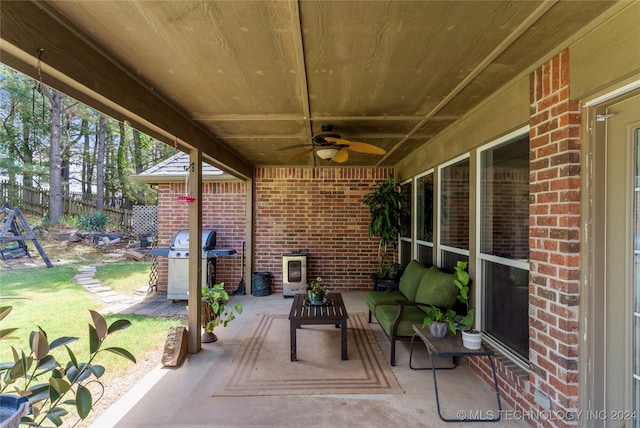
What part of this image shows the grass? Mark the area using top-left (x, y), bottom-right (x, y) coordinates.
top-left (0, 261), bottom-right (186, 380)
top-left (95, 260), bottom-right (153, 294)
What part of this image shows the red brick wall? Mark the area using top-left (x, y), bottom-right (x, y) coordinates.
top-left (480, 168), bottom-right (530, 258)
top-left (155, 181), bottom-right (246, 293)
top-left (440, 162), bottom-right (470, 249)
top-left (254, 167), bottom-right (395, 293)
top-left (468, 50), bottom-right (581, 427)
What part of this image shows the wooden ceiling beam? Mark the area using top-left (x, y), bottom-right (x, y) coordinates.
top-left (0, 0), bottom-right (252, 179)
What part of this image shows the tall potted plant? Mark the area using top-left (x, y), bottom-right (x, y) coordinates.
top-left (363, 175), bottom-right (403, 288)
top-left (201, 282), bottom-right (243, 343)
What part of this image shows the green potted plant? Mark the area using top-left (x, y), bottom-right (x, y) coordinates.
top-left (363, 175), bottom-right (402, 289)
top-left (201, 282), bottom-right (243, 343)
top-left (306, 276), bottom-right (328, 304)
top-left (422, 261), bottom-right (476, 343)
top-left (0, 305), bottom-right (136, 426)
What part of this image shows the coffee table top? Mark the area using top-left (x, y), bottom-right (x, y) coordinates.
top-left (289, 292), bottom-right (348, 321)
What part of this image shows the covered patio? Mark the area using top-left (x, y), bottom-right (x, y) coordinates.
top-left (2, 1), bottom-right (640, 426)
top-left (93, 291), bottom-right (527, 427)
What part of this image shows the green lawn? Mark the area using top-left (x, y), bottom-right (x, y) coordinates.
top-left (0, 262), bottom-right (185, 377)
top-left (94, 260), bottom-right (154, 294)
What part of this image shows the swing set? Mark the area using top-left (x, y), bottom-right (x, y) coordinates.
top-left (0, 202), bottom-right (52, 268)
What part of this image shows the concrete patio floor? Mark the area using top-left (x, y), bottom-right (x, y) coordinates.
top-left (92, 291), bottom-right (528, 428)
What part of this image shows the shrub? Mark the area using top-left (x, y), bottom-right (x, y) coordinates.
top-left (76, 210), bottom-right (110, 233)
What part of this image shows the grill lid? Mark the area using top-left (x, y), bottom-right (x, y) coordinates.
top-left (170, 229), bottom-right (216, 251)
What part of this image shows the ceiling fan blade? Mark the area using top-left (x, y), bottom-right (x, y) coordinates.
top-left (324, 137), bottom-right (386, 155)
top-left (332, 148), bottom-right (349, 163)
top-left (286, 149), bottom-right (312, 163)
top-left (323, 137), bottom-right (351, 146)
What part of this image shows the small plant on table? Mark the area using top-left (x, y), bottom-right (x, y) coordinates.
top-left (307, 277), bottom-right (328, 302)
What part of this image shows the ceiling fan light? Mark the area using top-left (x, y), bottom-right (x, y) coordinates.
top-left (316, 148), bottom-right (339, 160)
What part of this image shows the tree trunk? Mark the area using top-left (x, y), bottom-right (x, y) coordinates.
top-left (81, 119), bottom-right (93, 200)
top-left (48, 89), bottom-right (64, 224)
top-left (21, 124), bottom-right (34, 187)
top-left (132, 129), bottom-right (146, 202)
top-left (116, 122), bottom-right (127, 197)
top-left (96, 114), bottom-right (106, 211)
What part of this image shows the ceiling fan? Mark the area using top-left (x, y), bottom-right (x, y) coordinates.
top-left (279, 125), bottom-right (386, 163)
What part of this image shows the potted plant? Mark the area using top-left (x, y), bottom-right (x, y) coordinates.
top-left (363, 175), bottom-right (402, 289)
top-left (0, 305), bottom-right (135, 426)
top-left (307, 276), bottom-right (328, 304)
top-left (422, 261), bottom-right (478, 347)
top-left (201, 282), bottom-right (243, 343)
top-left (423, 307), bottom-right (458, 338)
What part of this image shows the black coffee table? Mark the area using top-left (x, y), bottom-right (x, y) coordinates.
top-left (288, 292), bottom-right (349, 361)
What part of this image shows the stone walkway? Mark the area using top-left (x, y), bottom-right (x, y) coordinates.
top-left (73, 257), bottom-right (187, 318)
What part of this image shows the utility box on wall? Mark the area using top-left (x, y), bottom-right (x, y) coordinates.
top-left (282, 253), bottom-right (307, 297)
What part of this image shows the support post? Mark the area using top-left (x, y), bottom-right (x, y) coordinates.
top-left (187, 149), bottom-right (203, 354)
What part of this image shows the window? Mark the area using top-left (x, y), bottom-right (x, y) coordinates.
top-left (479, 131), bottom-right (529, 362)
top-left (400, 179), bottom-right (412, 268)
top-left (439, 156), bottom-right (470, 272)
top-left (416, 171), bottom-right (434, 266)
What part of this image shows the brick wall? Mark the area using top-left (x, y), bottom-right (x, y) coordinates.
top-left (467, 49), bottom-right (581, 427)
top-left (254, 167), bottom-right (395, 293)
top-left (440, 161), bottom-right (470, 250)
top-left (155, 181), bottom-right (246, 293)
top-left (480, 168), bottom-right (529, 258)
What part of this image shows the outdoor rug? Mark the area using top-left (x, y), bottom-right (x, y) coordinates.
top-left (213, 312), bottom-right (404, 396)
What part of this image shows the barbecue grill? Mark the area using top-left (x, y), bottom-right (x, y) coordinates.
top-left (150, 229), bottom-right (236, 300)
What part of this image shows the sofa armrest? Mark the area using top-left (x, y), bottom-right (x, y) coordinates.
top-left (391, 301), bottom-right (429, 329)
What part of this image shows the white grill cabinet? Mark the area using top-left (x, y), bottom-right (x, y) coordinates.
top-left (151, 229), bottom-right (236, 300)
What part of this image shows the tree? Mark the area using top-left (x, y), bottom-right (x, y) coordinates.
top-left (47, 88), bottom-right (64, 224)
top-left (0, 64), bottom-right (178, 215)
top-left (96, 114), bottom-right (106, 211)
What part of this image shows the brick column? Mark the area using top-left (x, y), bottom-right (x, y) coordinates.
top-left (529, 49), bottom-right (581, 425)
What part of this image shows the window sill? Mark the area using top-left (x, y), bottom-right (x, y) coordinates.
top-left (481, 340), bottom-right (530, 390)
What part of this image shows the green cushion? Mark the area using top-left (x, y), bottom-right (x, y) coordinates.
top-left (398, 260), bottom-right (432, 301)
top-left (374, 304), bottom-right (426, 338)
top-left (365, 290), bottom-right (408, 314)
top-left (415, 267), bottom-right (460, 314)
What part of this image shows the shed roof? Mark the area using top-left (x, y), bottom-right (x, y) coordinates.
top-left (132, 152), bottom-right (239, 184)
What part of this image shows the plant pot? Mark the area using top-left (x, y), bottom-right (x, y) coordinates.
top-left (201, 304), bottom-right (218, 342)
top-left (201, 331), bottom-right (218, 343)
top-left (462, 330), bottom-right (482, 350)
top-left (309, 292), bottom-right (325, 303)
top-left (429, 321), bottom-right (448, 339)
top-left (0, 394), bottom-right (32, 428)
top-left (373, 276), bottom-right (400, 291)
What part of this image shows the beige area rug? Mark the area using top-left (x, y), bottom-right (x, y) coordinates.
top-left (213, 312), bottom-right (403, 396)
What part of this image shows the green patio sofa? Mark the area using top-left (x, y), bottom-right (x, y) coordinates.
top-left (365, 260), bottom-right (460, 366)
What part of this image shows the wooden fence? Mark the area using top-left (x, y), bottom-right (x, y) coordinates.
top-left (0, 180), bottom-right (134, 229)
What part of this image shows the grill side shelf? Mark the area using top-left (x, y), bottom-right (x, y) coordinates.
top-left (150, 248), bottom-right (170, 257)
